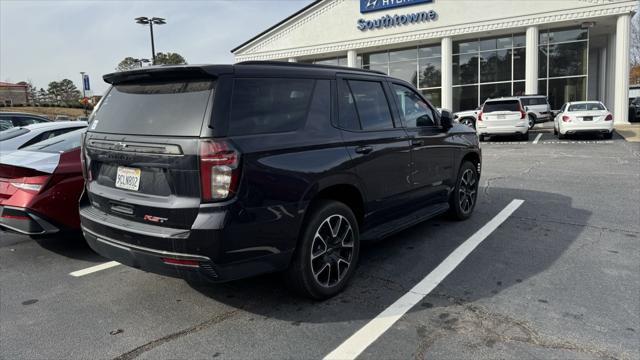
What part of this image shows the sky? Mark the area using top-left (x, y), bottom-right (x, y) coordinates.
top-left (0, 0), bottom-right (314, 95)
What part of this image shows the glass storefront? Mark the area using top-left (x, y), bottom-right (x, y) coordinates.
top-left (451, 33), bottom-right (526, 112)
top-left (538, 27), bottom-right (589, 109)
top-left (304, 26), bottom-right (587, 112)
top-left (362, 44), bottom-right (442, 107)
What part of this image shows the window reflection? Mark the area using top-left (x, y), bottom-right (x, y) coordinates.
top-left (419, 58), bottom-right (441, 88)
top-left (453, 53), bottom-right (478, 85)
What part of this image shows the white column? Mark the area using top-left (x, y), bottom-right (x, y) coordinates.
top-left (614, 13), bottom-right (630, 124)
top-left (347, 50), bottom-right (358, 68)
top-left (605, 33), bottom-right (616, 111)
top-left (598, 47), bottom-right (607, 102)
top-left (287, 57), bottom-right (297, 63)
top-left (441, 37), bottom-right (452, 111)
top-left (525, 26), bottom-right (539, 95)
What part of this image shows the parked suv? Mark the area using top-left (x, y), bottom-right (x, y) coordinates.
top-left (79, 63), bottom-right (481, 299)
top-left (518, 95), bottom-right (552, 129)
top-left (477, 97), bottom-right (529, 141)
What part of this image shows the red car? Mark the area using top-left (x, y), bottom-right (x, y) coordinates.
top-left (0, 128), bottom-right (84, 236)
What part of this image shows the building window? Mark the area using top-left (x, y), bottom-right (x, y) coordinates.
top-left (452, 33), bottom-right (526, 112)
top-left (362, 44), bottom-right (442, 107)
top-left (538, 27), bottom-right (589, 109)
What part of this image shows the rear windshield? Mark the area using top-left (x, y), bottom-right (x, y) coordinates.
top-left (568, 103), bottom-right (605, 111)
top-left (520, 97), bottom-right (547, 106)
top-left (0, 127), bottom-right (29, 141)
top-left (22, 128), bottom-right (85, 153)
top-left (229, 78), bottom-right (315, 136)
top-left (483, 100), bottom-right (520, 113)
top-left (90, 80), bottom-right (214, 136)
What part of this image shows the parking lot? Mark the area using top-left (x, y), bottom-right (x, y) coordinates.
top-left (1, 126), bottom-right (639, 360)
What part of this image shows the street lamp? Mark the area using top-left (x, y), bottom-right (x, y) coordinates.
top-left (135, 16), bottom-right (166, 65)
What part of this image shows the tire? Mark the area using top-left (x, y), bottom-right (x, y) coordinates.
top-left (460, 117), bottom-right (475, 129)
top-left (554, 127), bottom-right (558, 135)
top-left (286, 200), bottom-right (360, 300)
top-left (603, 131), bottom-right (613, 140)
top-left (448, 161), bottom-right (479, 221)
top-left (520, 132), bottom-right (530, 141)
top-left (558, 132), bottom-right (566, 140)
top-left (479, 135), bottom-right (486, 142)
top-left (528, 115), bottom-right (535, 130)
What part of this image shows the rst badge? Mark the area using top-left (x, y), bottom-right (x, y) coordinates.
top-left (360, 0), bottom-right (433, 13)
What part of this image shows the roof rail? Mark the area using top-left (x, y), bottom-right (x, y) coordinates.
top-left (236, 61), bottom-right (387, 76)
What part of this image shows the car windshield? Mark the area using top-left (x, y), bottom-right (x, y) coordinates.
top-left (90, 80), bottom-right (214, 136)
top-left (568, 103), bottom-right (605, 111)
top-left (22, 128), bottom-right (85, 153)
top-left (0, 127), bottom-right (29, 141)
top-left (483, 100), bottom-right (520, 112)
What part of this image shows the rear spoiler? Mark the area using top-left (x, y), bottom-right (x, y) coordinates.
top-left (103, 65), bottom-right (233, 85)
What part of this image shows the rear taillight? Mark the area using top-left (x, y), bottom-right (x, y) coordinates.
top-left (605, 114), bottom-right (613, 121)
top-left (161, 257), bottom-right (200, 267)
top-left (519, 106), bottom-right (526, 120)
top-left (477, 112), bottom-right (483, 121)
top-left (10, 175), bottom-right (50, 193)
top-left (199, 140), bottom-right (240, 202)
top-left (562, 115), bottom-right (571, 122)
top-left (80, 135), bottom-right (92, 182)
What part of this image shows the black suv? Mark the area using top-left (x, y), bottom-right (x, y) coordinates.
top-left (79, 62), bottom-right (481, 299)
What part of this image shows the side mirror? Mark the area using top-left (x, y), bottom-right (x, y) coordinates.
top-left (440, 109), bottom-right (453, 130)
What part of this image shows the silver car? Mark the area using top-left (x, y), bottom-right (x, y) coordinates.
top-left (0, 121), bottom-right (87, 152)
top-left (519, 95), bottom-right (552, 129)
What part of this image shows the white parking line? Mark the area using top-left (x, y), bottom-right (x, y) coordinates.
top-left (70, 261), bottom-right (121, 277)
top-left (532, 133), bottom-right (543, 144)
top-left (323, 199), bottom-right (525, 360)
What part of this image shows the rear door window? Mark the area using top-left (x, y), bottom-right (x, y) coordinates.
top-left (229, 78), bottom-right (315, 135)
top-left (483, 100), bottom-right (520, 112)
top-left (91, 80), bottom-right (214, 136)
top-left (347, 80), bottom-right (394, 130)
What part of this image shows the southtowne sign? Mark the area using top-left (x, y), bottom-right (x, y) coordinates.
top-left (357, 0), bottom-right (438, 31)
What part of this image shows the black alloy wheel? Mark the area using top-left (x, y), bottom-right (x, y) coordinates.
top-left (286, 200), bottom-right (360, 299)
top-left (449, 161), bottom-right (479, 220)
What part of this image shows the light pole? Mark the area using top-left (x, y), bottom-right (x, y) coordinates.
top-left (135, 17), bottom-right (166, 65)
top-left (80, 71), bottom-right (87, 116)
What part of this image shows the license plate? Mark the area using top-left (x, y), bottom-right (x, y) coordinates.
top-left (583, 116), bottom-right (592, 121)
top-left (115, 166), bottom-right (141, 191)
top-left (497, 115), bottom-right (505, 120)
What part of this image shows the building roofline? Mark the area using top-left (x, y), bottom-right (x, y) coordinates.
top-left (230, 0), bottom-right (322, 54)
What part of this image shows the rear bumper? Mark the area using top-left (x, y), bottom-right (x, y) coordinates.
top-left (79, 203), bottom-right (295, 283)
top-left (560, 123), bottom-right (613, 135)
top-left (0, 206), bottom-right (59, 235)
top-left (477, 123), bottom-right (528, 135)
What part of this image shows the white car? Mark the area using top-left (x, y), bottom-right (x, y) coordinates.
top-left (476, 97), bottom-right (529, 141)
top-left (554, 101), bottom-right (613, 139)
top-left (453, 108), bottom-right (479, 129)
top-left (0, 121), bottom-right (87, 152)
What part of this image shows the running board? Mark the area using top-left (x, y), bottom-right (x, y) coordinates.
top-left (360, 202), bottom-right (450, 241)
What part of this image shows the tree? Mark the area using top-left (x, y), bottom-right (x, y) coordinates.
top-left (37, 88), bottom-right (48, 104)
top-left (47, 79), bottom-right (81, 104)
top-left (116, 57), bottom-right (142, 72)
top-left (154, 52), bottom-right (187, 65)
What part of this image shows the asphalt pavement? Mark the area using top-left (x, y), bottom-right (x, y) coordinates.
top-left (1, 127), bottom-right (639, 360)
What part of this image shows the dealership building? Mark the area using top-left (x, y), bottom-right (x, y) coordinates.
top-left (232, 0), bottom-right (637, 122)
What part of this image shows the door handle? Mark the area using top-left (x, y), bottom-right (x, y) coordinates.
top-left (411, 139), bottom-right (424, 147)
top-left (355, 145), bottom-right (373, 155)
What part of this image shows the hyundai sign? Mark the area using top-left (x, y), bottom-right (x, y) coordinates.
top-left (360, 0), bottom-right (433, 14)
